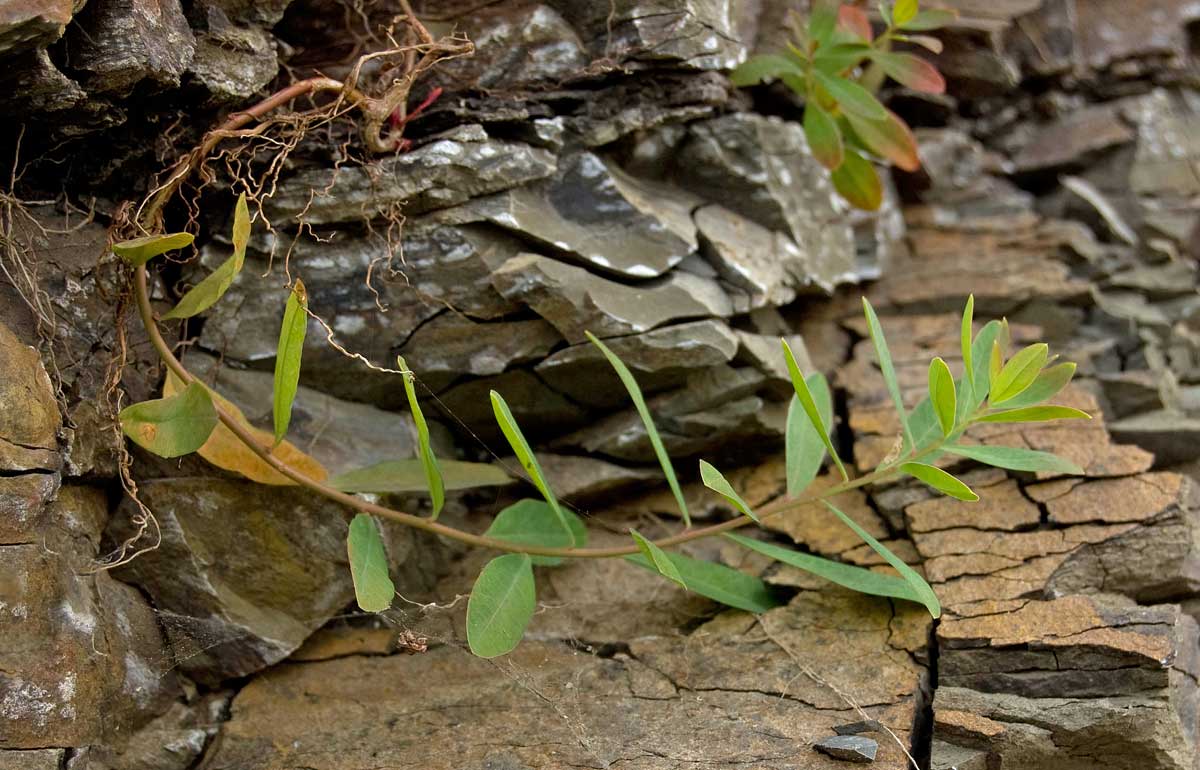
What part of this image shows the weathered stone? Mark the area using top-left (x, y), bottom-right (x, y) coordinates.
top-left (396, 312), bottom-right (562, 391)
top-left (0, 0), bottom-right (77, 56)
top-left (1098, 369), bottom-right (1168, 418)
top-left (1109, 411), bottom-right (1200, 467)
top-left (515, 452), bottom-right (657, 502)
top-left (67, 0), bottom-right (196, 94)
top-left (0, 471), bottom-right (59, 544)
top-left (66, 696), bottom-right (228, 770)
top-left (735, 330), bottom-right (813, 394)
top-left (695, 204), bottom-right (797, 309)
top-left (0, 47), bottom-right (87, 115)
top-left (265, 125), bottom-right (557, 224)
top-left (814, 735), bottom-right (878, 763)
top-left (436, 368), bottom-right (590, 442)
top-left (188, 12), bottom-right (279, 101)
top-left (1013, 103), bottom-right (1136, 173)
top-left (673, 114), bottom-right (860, 292)
top-left (764, 474), bottom-right (892, 558)
top-left (491, 253), bottom-right (730, 344)
top-left (451, 151), bottom-right (700, 278)
top-left (1028, 472), bottom-right (1184, 526)
top-left (0, 749), bottom-right (66, 769)
top-left (560, 72), bottom-right (730, 146)
top-left (1076, 0), bottom-right (1200, 73)
top-left (0, 320), bottom-right (61, 472)
top-left (906, 477), bottom-right (1038, 534)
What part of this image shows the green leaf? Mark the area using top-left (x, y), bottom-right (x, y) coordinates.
top-left (988, 340), bottom-right (1004, 392)
top-left (804, 102), bottom-right (844, 170)
top-left (782, 339), bottom-right (847, 481)
top-left (901, 8), bottom-right (957, 30)
top-left (396, 355), bottom-right (445, 518)
top-left (586, 332), bottom-right (689, 526)
top-left (813, 43), bottom-right (872, 75)
top-left (328, 459), bottom-right (511, 493)
top-left (892, 0), bottom-right (919, 26)
top-left (490, 390), bottom-right (574, 543)
top-left (844, 109), bottom-right (920, 172)
top-left (823, 501), bottom-right (940, 618)
top-left (272, 280), bottom-right (307, 446)
top-left (946, 445), bottom-right (1083, 475)
top-left (466, 553), bottom-right (535, 658)
top-left (112, 232), bottom-right (194, 266)
top-left (961, 295), bottom-right (975, 391)
top-left (868, 50), bottom-right (945, 93)
top-left (625, 551), bottom-right (780, 613)
top-left (484, 499), bottom-right (587, 566)
top-left (699, 460), bottom-right (759, 522)
top-left (630, 531), bottom-right (686, 588)
top-left (832, 149), bottom-right (883, 210)
top-left (900, 461), bottom-right (978, 501)
top-left (730, 53), bottom-right (806, 86)
top-left (786, 372), bottom-right (833, 497)
top-left (347, 514), bottom-right (395, 612)
top-left (990, 343), bottom-right (1049, 405)
top-left (119, 380), bottom-right (218, 458)
top-left (968, 320), bottom-right (1002, 410)
top-left (724, 533), bottom-right (925, 605)
top-left (992, 362), bottom-right (1075, 409)
top-left (162, 193), bottom-right (251, 319)
top-left (862, 298), bottom-right (914, 451)
top-left (808, 0), bottom-right (839, 46)
top-left (977, 406), bottom-right (1091, 423)
top-left (929, 357), bottom-right (956, 436)
top-left (812, 71), bottom-right (889, 120)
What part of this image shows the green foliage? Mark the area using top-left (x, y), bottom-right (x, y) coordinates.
top-left (397, 354), bottom-right (445, 518)
top-left (946, 445), bottom-right (1083, 475)
top-left (990, 343), bottom-right (1049, 405)
top-left (782, 339), bottom-right (847, 481)
top-left (112, 231), bottom-right (194, 266)
top-left (630, 531), bottom-right (686, 588)
top-left (731, 0), bottom-right (954, 208)
top-left (490, 390), bottom-right (575, 544)
top-left (466, 553), bottom-right (535, 658)
top-left (862, 297), bottom-right (914, 449)
top-left (163, 194), bottom-right (250, 319)
top-left (328, 459), bottom-right (510, 493)
top-left (119, 379), bottom-right (218, 458)
top-left (699, 461), bottom-right (759, 522)
top-left (484, 499), bottom-right (587, 566)
top-left (272, 280), bottom-right (307, 446)
top-left (978, 405), bottom-right (1091, 423)
top-left (928, 357), bottom-right (956, 436)
top-left (347, 514), bottom-right (394, 612)
top-left (901, 461), bottom-right (978, 501)
top-left (785, 372), bottom-right (832, 496)
top-left (626, 551), bottom-right (780, 613)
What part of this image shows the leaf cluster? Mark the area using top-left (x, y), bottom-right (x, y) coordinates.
top-left (731, 0), bottom-right (954, 209)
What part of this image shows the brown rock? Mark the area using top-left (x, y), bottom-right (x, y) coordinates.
top-left (67, 0), bottom-right (196, 94)
top-left (0, 320), bottom-right (61, 472)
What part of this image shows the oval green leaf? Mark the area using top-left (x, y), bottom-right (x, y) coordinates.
top-left (272, 280), bottom-right (307, 446)
top-left (347, 513), bottom-right (394, 613)
top-left (946, 445), bottom-right (1083, 475)
top-left (786, 372), bottom-right (833, 497)
top-left (396, 355), bottom-right (445, 518)
top-left (832, 149), bottom-right (883, 210)
top-left (624, 551), bottom-right (780, 613)
top-left (844, 109), bottom-right (920, 172)
top-left (586, 332), bottom-right (689, 526)
top-left (112, 231), bottom-right (194, 266)
top-left (901, 8), bottom-right (957, 31)
top-left (869, 50), bottom-right (945, 93)
top-left (990, 343), bottom-right (1049, 405)
top-left (466, 553), bottom-right (535, 658)
top-left (484, 499), bottom-right (587, 566)
top-left (977, 406), bottom-right (1091, 423)
top-left (900, 461), bottom-right (978, 501)
top-left (630, 530), bottom-right (686, 588)
top-left (929, 357), bottom-right (956, 436)
top-left (992, 362), bottom-right (1075, 409)
top-left (162, 193), bottom-right (251, 319)
top-left (804, 102), bottom-right (844, 170)
top-left (782, 339), bottom-right (847, 481)
top-left (823, 501), bottom-right (940, 618)
top-left (813, 71), bottom-right (889, 120)
top-left (119, 380), bottom-right (218, 458)
top-left (699, 460), bottom-right (759, 522)
top-left (892, 0), bottom-right (918, 26)
top-left (490, 390), bottom-right (574, 543)
top-left (328, 459), bottom-right (511, 494)
top-left (813, 43), bottom-right (872, 75)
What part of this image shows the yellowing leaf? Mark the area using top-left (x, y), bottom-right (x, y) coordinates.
top-left (112, 232), bottom-right (194, 266)
top-left (164, 372), bottom-right (328, 485)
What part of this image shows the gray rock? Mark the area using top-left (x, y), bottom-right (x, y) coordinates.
top-left (694, 204), bottom-right (796, 309)
top-left (265, 125), bottom-right (557, 224)
top-left (1097, 370), bottom-right (1167, 419)
top-left (63, 696), bottom-right (228, 770)
top-left (1012, 103), bottom-right (1135, 173)
top-left (194, 0), bottom-right (294, 25)
top-left (397, 312), bottom-right (563, 391)
top-left (1109, 410), bottom-right (1200, 467)
top-left (0, 48), bottom-right (87, 115)
top-left (491, 253), bottom-right (731, 344)
top-left (0, 0), bottom-right (76, 56)
top-left (673, 114), bottom-right (859, 292)
top-left (67, 0), bottom-right (196, 94)
top-left (814, 735), bottom-right (879, 763)
top-left (1076, 0), bottom-right (1200, 74)
top-left (188, 13), bottom-right (279, 101)
top-left (449, 151), bottom-right (700, 279)
top-left (436, 369), bottom-right (590, 444)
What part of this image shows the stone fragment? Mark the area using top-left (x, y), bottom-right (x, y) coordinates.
top-left (0, 47), bottom-right (87, 115)
top-left (1028, 472), bottom-right (1184, 526)
top-left (694, 204), bottom-right (796, 309)
top-left (1076, 0), bottom-right (1200, 73)
top-left (65, 696), bottom-right (227, 770)
top-left (265, 125), bottom-right (557, 224)
top-left (1012, 104), bottom-right (1135, 173)
top-left (188, 12), bottom-right (279, 101)
top-left (1098, 370), bottom-right (1168, 418)
top-left (0, 0), bottom-right (76, 55)
top-left (490, 253), bottom-right (730, 344)
top-left (396, 312), bottom-right (562, 391)
top-left (673, 114), bottom-right (860, 292)
top-left (67, 0), bottom-right (196, 94)
top-left (453, 151), bottom-right (700, 278)
top-left (765, 475), bottom-right (891, 557)
top-left (814, 735), bottom-right (878, 763)
top-left (0, 749), bottom-right (66, 769)
top-left (1109, 411), bottom-right (1200, 467)
top-left (905, 478), bottom-right (1038, 534)
top-left (431, 4), bottom-right (588, 88)
top-left (0, 321), bottom-right (61, 472)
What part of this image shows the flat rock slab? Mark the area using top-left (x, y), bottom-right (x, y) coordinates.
top-left (814, 735), bottom-right (879, 763)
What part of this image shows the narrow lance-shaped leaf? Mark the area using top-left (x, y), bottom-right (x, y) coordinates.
top-left (587, 332), bottom-right (690, 527)
top-left (844, 109), bottom-right (920, 172)
top-left (992, 362), bottom-right (1075, 409)
top-left (812, 70), bottom-right (889, 120)
top-left (725, 533), bottom-right (926, 605)
top-left (823, 501), bottom-right (941, 618)
top-left (929, 357), bottom-right (956, 436)
top-left (272, 280), bottom-right (307, 446)
top-left (112, 231), bottom-right (194, 267)
top-left (990, 343), bottom-right (1049, 405)
top-left (163, 193), bottom-right (251, 319)
top-left (630, 531), bottom-right (686, 588)
top-left (490, 390), bottom-right (574, 543)
top-left (625, 551), bottom-right (780, 613)
top-left (484, 499), bottom-right (587, 566)
top-left (946, 445), bottom-right (1083, 475)
top-left (901, 461), bottom-right (979, 501)
top-left (466, 553), bottom-right (535, 658)
top-left (396, 355), bottom-right (445, 518)
top-left (786, 371), bottom-right (833, 497)
top-left (329, 459), bottom-right (510, 494)
top-left (967, 320), bottom-right (1002, 411)
top-left (961, 294), bottom-right (975, 391)
top-left (699, 461), bottom-right (759, 522)
top-left (347, 514), bottom-right (394, 613)
top-left (804, 102), bottom-right (844, 170)
top-left (989, 340), bottom-right (1004, 392)
top-left (831, 149), bottom-right (883, 210)
top-left (869, 50), bottom-right (946, 93)
top-left (781, 339), bottom-right (847, 481)
top-left (863, 298), bottom-right (915, 450)
top-left (119, 380), bottom-right (218, 458)
top-left (808, 0), bottom-right (839, 46)
top-left (978, 406), bottom-right (1091, 423)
